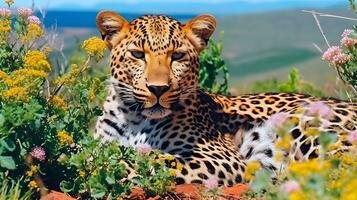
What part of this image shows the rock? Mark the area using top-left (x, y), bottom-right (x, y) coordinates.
top-left (41, 191), bottom-right (75, 200)
top-left (128, 187), bottom-right (146, 200)
top-left (174, 184), bottom-right (202, 200)
top-left (221, 184), bottom-right (250, 199)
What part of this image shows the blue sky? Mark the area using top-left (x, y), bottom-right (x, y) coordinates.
top-left (7, 0), bottom-right (346, 14)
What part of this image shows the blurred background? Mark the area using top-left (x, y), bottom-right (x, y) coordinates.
top-left (12, 0), bottom-right (355, 94)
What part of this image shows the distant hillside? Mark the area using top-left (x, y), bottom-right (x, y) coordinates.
top-left (215, 6), bottom-right (356, 87)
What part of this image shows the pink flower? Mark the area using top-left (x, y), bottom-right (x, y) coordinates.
top-left (269, 112), bottom-right (289, 128)
top-left (306, 102), bottom-right (333, 119)
top-left (283, 180), bottom-right (301, 193)
top-left (136, 144), bottom-right (152, 154)
top-left (17, 8), bottom-right (33, 17)
top-left (341, 37), bottom-right (357, 48)
top-left (347, 130), bottom-right (357, 145)
top-left (204, 178), bottom-right (219, 190)
top-left (0, 8), bottom-right (11, 17)
top-left (30, 147), bottom-right (46, 161)
top-left (27, 15), bottom-right (41, 25)
top-left (322, 46), bottom-right (351, 66)
top-left (342, 29), bottom-right (354, 38)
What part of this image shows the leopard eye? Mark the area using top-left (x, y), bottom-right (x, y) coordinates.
top-left (171, 52), bottom-right (185, 61)
top-left (130, 51), bottom-right (145, 60)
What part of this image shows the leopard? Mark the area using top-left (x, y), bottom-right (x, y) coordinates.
top-left (94, 11), bottom-right (357, 186)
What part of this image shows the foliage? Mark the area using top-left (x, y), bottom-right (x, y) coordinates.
top-left (60, 137), bottom-right (180, 199)
top-left (199, 31), bottom-right (229, 95)
top-left (0, 2), bottom-right (110, 198)
top-left (0, 179), bottom-right (31, 200)
top-left (321, 2), bottom-right (357, 97)
top-left (250, 68), bottom-right (324, 96)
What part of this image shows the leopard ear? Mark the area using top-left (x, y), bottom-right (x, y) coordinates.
top-left (96, 11), bottom-right (129, 49)
top-left (184, 14), bottom-right (216, 52)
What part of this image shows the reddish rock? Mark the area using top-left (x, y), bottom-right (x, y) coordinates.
top-left (221, 184), bottom-right (250, 199)
top-left (174, 184), bottom-right (202, 200)
top-left (147, 196), bottom-right (160, 200)
top-left (41, 191), bottom-right (75, 200)
top-left (128, 187), bottom-right (146, 200)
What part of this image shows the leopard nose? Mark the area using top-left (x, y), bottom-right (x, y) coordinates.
top-left (147, 85), bottom-right (170, 98)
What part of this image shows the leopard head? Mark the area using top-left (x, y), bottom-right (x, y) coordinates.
top-left (97, 11), bottom-right (216, 119)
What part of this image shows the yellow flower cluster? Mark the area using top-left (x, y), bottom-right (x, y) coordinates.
top-left (341, 179), bottom-right (357, 200)
top-left (26, 165), bottom-right (38, 177)
top-left (54, 64), bottom-right (81, 86)
top-left (81, 36), bottom-right (107, 58)
top-left (50, 95), bottom-right (68, 110)
top-left (88, 89), bottom-right (96, 101)
top-left (57, 130), bottom-right (74, 145)
top-left (288, 159), bottom-right (330, 177)
top-left (22, 24), bottom-right (44, 44)
top-left (23, 50), bottom-right (51, 72)
top-left (13, 69), bottom-right (47, 78)
top-left (289, 191), bottom-right (307, 200)
top-left (28, 180), bottom-right (38, 189)
top-left (244, 161), bottom-right (261, 181)
top-left (5, 0), bottom-right (14, 6)
top-left (79, 170), bottom-right (86, 178)
top-left (275, 134), bottom-right (292, 151)
top-left (0, 19), bottom-right (11, 33)
top-left (1, 86), bottom-right (29, 102)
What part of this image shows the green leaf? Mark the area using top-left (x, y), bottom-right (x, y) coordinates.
top-left (0, 114), bottom-right (4, 127)
top-left (60, 180), bottom-right (75, 193)
top-left (0, 156), bottom-right (16, 170)
top-left (318, 132), bottom-right (338, 148)
top-left (250, 169), bottom-right (272, 193)
top-left (106, 176), bottom-right (115, 185)
top-left (90, 187), bottom-right (106, 198)
top-left (0, 139), bottom-right (15, 152)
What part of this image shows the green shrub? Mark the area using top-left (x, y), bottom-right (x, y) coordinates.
top-left (199, 31), bottom-right (229, 95)
top-left (250, 68), bottom-right (324, 96)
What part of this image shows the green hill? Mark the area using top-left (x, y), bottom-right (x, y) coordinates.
top-left (215, 6), bottom-right (356, 88)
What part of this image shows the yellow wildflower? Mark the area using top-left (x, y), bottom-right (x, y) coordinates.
top-left (169, 168), bottom-right (177, 176)
top-left (23, 50), bottom-right (51, 72)
top-left (275, 134), bottom-right (292, 151)
top-left (289, 191), bottom-right (307, 200)
top-left (0, 70), bottom-right (9, 80)
top-left (22, 23), bottom-right (44, 44)
top-left (176, 162), bottom-right (183, 171)
top-left (304, 128), bottom-right (320, 137)
top-left (50, 95), bottom-right (68, 110)
top-left (169, 182), bottom-right (176, 190)
top-left (3, 76), bottom-right (25, 86)
top-left (5, 0), bottom-right (14, 6)
top-left (79, 170), bottom-right (86, 178)
top-left (28, 180), bottom-right (38, 189)
top-left (42, 46), bottom-right (53, 55)
top-left (81, 36), bottom-right (107, 58)
top-left (53, 64), bottom-right (80, 86)
top-left (244, 161), bottom-right (261, 181)
top-left (57, 130), bottom-right (74, 145)
top-left (341, 179), bottom-right (357, 200)
top-left (26, 165), bottom-right (38, 177)
top-left (288, 159), bottom-right (330, 177)
top-left (13, 69), bottom-right (47, 78)
top-left (88, 89), bottom-right (96, 101)
top-left (0, 19), bottom-right (11, 33)
top-left (1, 87), bottom-right (29, 102)
top-left (274, 151), bottom-right (283, 162)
